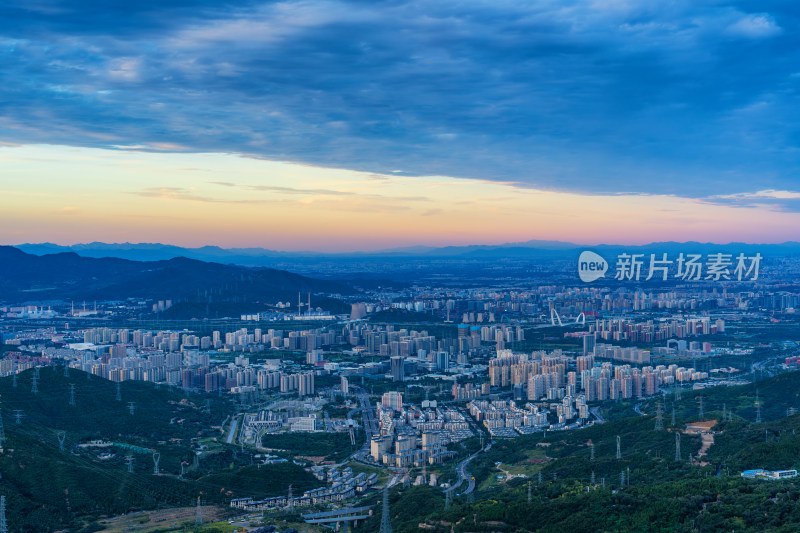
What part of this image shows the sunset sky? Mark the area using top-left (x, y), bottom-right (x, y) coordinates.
top-left (1, 0), bottom-right (799, 251)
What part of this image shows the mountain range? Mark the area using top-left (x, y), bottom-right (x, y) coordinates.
top-left (0, 246), bottom-right (351, 303)
top-left (13, 240), bottom-right (800, 266)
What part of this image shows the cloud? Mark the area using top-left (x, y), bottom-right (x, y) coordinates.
top-left (248, 184), bottom-right (354, 196)
top-left (0, 0), bottom-right (797, 199)
top-left (128, 187), bottom-right (270, 204)
top-left (702, 189), bottom-right (800, 212)
top-left (727, 14), bottom-right (782, 38)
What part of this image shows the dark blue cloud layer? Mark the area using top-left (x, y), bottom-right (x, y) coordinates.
top-left (1, 0), bottom-right (798, 199)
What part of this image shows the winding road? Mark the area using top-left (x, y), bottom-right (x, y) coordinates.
top-left (447, 441), bottom-right (492, 495)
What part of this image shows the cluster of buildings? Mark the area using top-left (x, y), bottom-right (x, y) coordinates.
top-left (589, 317), bottom-right (726, 343)
top-left (468, 399), bottom-right (563, 437)
top-left (230, 466), bottom-right (378, 511)
top-left (451, 381), bottom-right (491, 400)
top-left (368, 392), bottom-right (471, 467)
top-left (486, 350), bottom-right (709, 407)
top-left (344, 322), bottom-right (524, 358)
top-left (741, 469), bottom-right (798, 480)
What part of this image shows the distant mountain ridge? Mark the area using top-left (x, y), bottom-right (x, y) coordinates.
top-left (13, 240), bottom-right (800, 266)
top-left (0, 246), bottom-right (351, 302)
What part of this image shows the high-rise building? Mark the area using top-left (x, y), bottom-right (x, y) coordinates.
top-left (435, 351), bottom-right (449, 372)
top-left (381, 391), bottom-right (403, 411)
top-left (298, 372), bottom-right (315, 396)
top-left (583, 333), bottom-right (596, 356)
top-left (390, 356), bottom-right (405, 382)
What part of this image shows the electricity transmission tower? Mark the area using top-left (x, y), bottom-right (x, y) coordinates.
top-left (527, 481), bottom-right (532, 503)
top-left (116, 382), bottom-right (121, 402)
top-left (31, 376), bottom-right (38, 395)
top-left (379, 485), bottom-right (392, 533)
top-left (590, 443), bottom-right (595, 461)
top-left (616, 435), bottom-right (621, 459)
top-left (755, 389), bottom-right (762, 423)
top-left (63, 364), bottom-right (69, 378)
top-left (69, 384), bottom-right (76, 406)
top-left (13, 410), bottom-right (23, 425)
top-left (0, 495), bottom-right (7, 533)
top-left (675, 432), bottom-right (681, 461)
top-left (195, 496), bottom-right (202, 524)
top-left (128, 402), bottom-right (136, 415)
top-left (655, 402), bottom-right (664, 431)
top-left (57, 431), bottom-right (66, 451)
top-left (126, 455), bottom-right (134, 473)
top-left (590, 471), bottom-right (595, 485)
top-left (671, 407), bottom-right (676, 427)
top-left (11, 374), bottom-right (16, 388)
top-left (698, 396), bottom-right (704, 419)
top-left (153, 452), bottom-right (161, 475)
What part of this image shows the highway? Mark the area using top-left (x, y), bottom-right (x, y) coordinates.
top-left (447, 441), bottom-right (492, 496)
top-left (590, 406), bottom-right (606, 424)
top-left (350, 389), bottom-right (378, 460)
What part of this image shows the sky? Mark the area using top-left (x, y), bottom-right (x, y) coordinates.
top-left (1, 0), bottom-right (799, 250)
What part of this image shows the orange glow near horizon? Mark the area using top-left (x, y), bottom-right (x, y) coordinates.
top-left (0, 144), bottom-right (798, 251)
